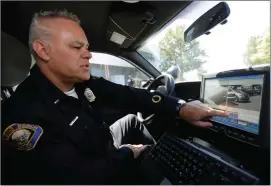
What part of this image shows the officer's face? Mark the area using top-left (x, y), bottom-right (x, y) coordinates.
top-left (45, 18), bottom-right (92, 82)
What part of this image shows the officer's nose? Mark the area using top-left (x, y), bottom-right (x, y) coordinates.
top-left (82, 49), bottom-right (92, 60)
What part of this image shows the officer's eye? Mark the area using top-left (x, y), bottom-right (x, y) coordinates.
top-left (73, 46), bottom-right (82, 50)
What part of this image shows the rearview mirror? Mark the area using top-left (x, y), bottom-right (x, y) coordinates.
top-left (184, 2), bottom-right (230, 43)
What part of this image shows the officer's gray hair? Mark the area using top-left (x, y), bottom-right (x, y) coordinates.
top-left (28, 10), bottom-right (81, 59)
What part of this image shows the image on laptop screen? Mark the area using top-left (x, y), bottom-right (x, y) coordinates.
top-left (203, 74), bottom-right (264, 135)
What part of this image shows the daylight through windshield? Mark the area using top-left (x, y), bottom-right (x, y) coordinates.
top-left (138, 1), bottom-right (270, 82)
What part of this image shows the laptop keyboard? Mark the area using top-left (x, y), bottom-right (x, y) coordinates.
top-left (146, 133), bottom-right (260, 185)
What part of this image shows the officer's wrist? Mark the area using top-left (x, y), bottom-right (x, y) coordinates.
top-left (176, 99), bottom-right (187, 117)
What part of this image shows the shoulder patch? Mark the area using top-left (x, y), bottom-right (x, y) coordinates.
top-left (2, 123), bottom-right (43, 151)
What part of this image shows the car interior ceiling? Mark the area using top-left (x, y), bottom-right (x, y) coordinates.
top-left (1, 1), bottom-right (191, 55)
top-left (1, 1), bottom-right (270, 185)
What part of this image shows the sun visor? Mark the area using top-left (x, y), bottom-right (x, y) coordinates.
top-left (1, 31), bottom-right (31, 87)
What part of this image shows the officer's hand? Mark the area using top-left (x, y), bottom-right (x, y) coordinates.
top-left (120, 144), bottom-right (147, 159)
top-left (179, 100), bottom-right (227, 127)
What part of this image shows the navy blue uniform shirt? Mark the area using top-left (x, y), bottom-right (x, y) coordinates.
top-left (2, 65), bottom-right (179, 184)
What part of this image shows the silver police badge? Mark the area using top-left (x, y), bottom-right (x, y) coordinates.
top-left (84, 88), bottom-right (96, 102)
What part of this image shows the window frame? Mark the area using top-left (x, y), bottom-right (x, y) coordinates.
top-left (89, 51), bottom-right (153, 85)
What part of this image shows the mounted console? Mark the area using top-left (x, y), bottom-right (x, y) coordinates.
top-left (200, 65), bottom-right (270, 149)
top-left (140, 65), bottom-right (270, 185)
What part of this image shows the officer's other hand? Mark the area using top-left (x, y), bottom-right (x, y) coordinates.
top-left (120, 144), bottom-right (147, 159)
top-left (179, 100), bottom-right (227, 127)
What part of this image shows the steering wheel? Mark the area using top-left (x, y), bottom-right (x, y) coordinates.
top-left (137, 73), bottom-right (175, 124)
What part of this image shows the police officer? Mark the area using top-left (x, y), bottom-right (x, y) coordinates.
top-left (2, 10), bottom-right (226, 185)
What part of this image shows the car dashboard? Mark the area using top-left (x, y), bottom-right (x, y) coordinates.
top-left (140, 65), bottom-right (270, 185)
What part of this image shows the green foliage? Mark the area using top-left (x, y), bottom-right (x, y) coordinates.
top-left (244, 28), bottom-right (270, 65)
top-left (158, 25), bottom-right (207, 80)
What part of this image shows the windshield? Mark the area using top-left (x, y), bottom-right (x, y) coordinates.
top-left (138, 1), bottom-right (270, 82)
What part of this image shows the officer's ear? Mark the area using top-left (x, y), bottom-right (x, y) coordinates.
top-left (32, 40), bottom-right (51, 61)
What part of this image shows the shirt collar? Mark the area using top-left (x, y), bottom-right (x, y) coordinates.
top-left (30, 65), bottom-right (91, 105)
top-left (30, 65), bottom-right (76, 104)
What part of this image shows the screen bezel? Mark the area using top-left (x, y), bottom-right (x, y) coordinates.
top-left (200, 65), bottom-right (270, 149)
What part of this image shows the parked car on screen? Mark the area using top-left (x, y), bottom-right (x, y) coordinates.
top-left (232, 89), bottom-right (250, 102)
top-left (226, 88), bottom-right (237, 102)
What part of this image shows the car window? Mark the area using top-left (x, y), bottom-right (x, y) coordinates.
top-left (89, 52), bottom-right (150, 88)
top-left (137, 1), bottom-right (270, 82)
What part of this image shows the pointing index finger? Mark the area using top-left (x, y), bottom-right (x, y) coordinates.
top-left (207, 109), bottom-right (227, 117)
